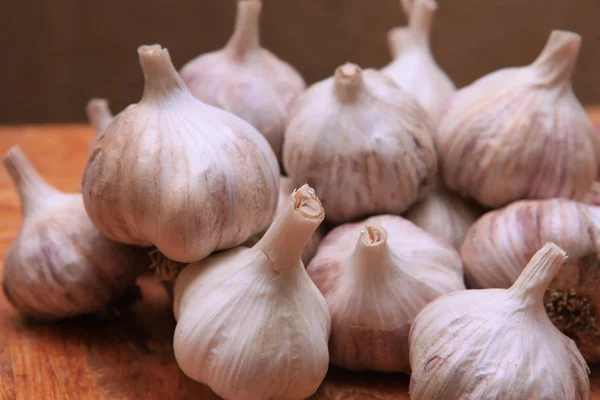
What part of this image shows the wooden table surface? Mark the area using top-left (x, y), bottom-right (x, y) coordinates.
top-left (1, 107), bottom-right (600, 399)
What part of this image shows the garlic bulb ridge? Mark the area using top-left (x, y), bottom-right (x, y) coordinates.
top-left (461, 198), bottom-right (600, 361)
top-left (180, 0), bottom-right (306, 164)
top-left (3, 146), bottom-right (147, 320)
top-left (307, 214), bottom-right (464, 372)
top-left (382, 0), bottom-right (455, 117)
top-left (173, 184), bottom-right (330, 400)
top-left (284, 62), bottom-right (437, 224)
top-left (410, 243), bottom-right (590, 400)
top-left (436, 30), bottom-right (598, 208)
top-left (82, 44), bottom-right (280, 263)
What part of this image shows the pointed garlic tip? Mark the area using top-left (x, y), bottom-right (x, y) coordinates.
top-left (350, 225), bottom-right (392, 271)
top-left (226, 0), bottom-right (262, 59)
top-left (409, 0), bottom-right (437, 42)
top-left (531, 30), bottom-right (581, 86)
top-left (360, 225), bottom-right (388, 247)
top-left (508, 242), bottom-right (567, 306)
top-left (400, 0), bottom-right (413, 18)
top-left (2, 145), bottom-right (58, 213)
top-left (85, 98), bottom-right (113, 135)
top-left (255, 184), bottom-right (324, 272)
top-left (334, 63), bottom-right (364, 103)
top-left (138, 44), bottom-right (188, 101)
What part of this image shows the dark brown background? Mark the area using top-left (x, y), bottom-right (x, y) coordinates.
top-left (1, 0), bottom-right (599, 124)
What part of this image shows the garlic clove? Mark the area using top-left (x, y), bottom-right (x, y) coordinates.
top-left (405, 182), bottom-right (481, 248)
top-left (382, 0), bottom-right (455, 119)
top-left (82, 44), bottom-right (280, 263)
top-left (409, 243), bottom-right (590, 400)
top-left (307, 214), bottom-right (464, 372)
top-left (2, 146), bottom-right (148, 320)
top-left (436, 30), bottom-right (598, 208)
top-left (85, 98), bottom-right (113, 137)
top-left (284, 62), bottom-right (437, 224)
top-left (180, 0), bottom-right (306, 165)
top-left (460, 198), bottom-right (600, 362)
top-left (173, 184), bottom-right (330, 400)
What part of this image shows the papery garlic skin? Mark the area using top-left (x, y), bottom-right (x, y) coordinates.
top-left (382, 0), bottom-right (455, 118)
top-left (173, 185), bottom-right (330, 400)
top-left (405, 183), bottom-right (480, 248)
top-left (308, 215), bottom-right (464, 372)
top-left (82, 45), bottom-right (280, 263)
top-left (409, 243), bottom-right (590, 400)
top-left (284, 63), bottom-right (437, 224)
top-left (2, 146), bottom-right (147, 320)
top-left (180, 0), bottom-right (305, 163)
top-left (436, 30), bottom-right (598, 208)
top-left (461, 198), bottom-right (600, 361)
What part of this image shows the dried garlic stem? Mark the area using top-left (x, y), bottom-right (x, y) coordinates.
top-left (139, 45), bottom-right (188, 101)
top-left (2, 146), bottom-right (58, 213)
top-left (226, 0), bottom-right (261, 58)
top-left (86, 98), bottom-right (113, 135)
top-left (334, 63), bottom-right (364, 103)
top-left (255, 184), bottom-right (324, 272)
top-left (349, 225), bottom-right (392, 276)
top-left (532, 30), bottom-right (581, 87)
top-left (409, 0), bottom-right (437, 45)
top-left (507, 242), bottom-right (567, 307)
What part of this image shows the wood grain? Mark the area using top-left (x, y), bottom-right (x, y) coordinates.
top-left (1, 111), bottom-right (600, 399)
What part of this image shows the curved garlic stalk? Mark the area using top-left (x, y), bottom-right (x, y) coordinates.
top-left (2, 146), bottom-right (148, 320)
top-left (436, 30), bottom-right (598, 208)
top-left (284, 63), bottom-right (437, 224)
top-left (85, 98), bottom-right (113, 136)
top-left (409, 243), bottom-right (590, 400)
top-left (405, 182), bottom-right (481, 248)
top-left (173, 185), bottom-right (330, 399)
top-left (382, 0), bottom-right (455, 118)
top-left (460, 198), bottom-right (600, 362)
top-left (82, 45), bottom-right (280, 263)
top-left (307, 215), bottom-right (464, 372)
top-left (180, 0), bottom-right (305, 165)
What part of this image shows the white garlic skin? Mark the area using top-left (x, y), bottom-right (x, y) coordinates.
top-left (382, 0), bottom-right (455, 118)
top-left (405, 183), bottom-right (481, 248)
top-left (308, 215), bottom-right (464, 372)
top-left (82, 45), bottom-right (280, 263)
top-left (180, 0), bottom-right (305, 163)
top-left (409, 243), bottom-right (590, 400)
top-left (173, 185), bottom-right (330, 400)
top-left (461, 198), bottom-right (600, 361)
top-left (436, 30), bottom-right (598, 208)
top-left (284, 63), bottom-right (437, 224)
top-left (3, 147), bottom-right (147, 320)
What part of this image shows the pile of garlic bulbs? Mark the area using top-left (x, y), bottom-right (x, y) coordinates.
top-left (3, 0), bottom-right (600, 398)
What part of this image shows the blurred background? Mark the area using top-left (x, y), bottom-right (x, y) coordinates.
top-left (1, 0), bottom-right (599, 124)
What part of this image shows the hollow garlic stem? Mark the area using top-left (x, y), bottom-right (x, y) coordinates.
top-left (348, 225), bottom-right (393, 277)
top-left (226, 0), bottom-right (262, 59)
top-left (507, 242), bottom-right (567, 307)
top-left (139, 45), bottom-right (188, 102)
top-left (255, 184), bottom-right (324, 272)
top-left (409, 0), bottom-right (437, 46)
top-left (86, 98), bottom-right (113, 136)
top-left (2, 146), bottom-right (59, 214)
top-left (334, 63), bottom-right (364, 103)
top-left (531, 30), bottom-right (581, 87)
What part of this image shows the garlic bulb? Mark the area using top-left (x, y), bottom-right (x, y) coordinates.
top-left (2, 146), bottom-right (148, 320)
top-left (86, 98), bottom-right (113, 136)
top-left (180, 0), bottom-right (305, 164)
top-left (382, 0), bottom-right (455, 117)
top-left (405, 182), bottom-right (481, 248)
top-left (436, 30), bottom-right (598, 208)
top-left (173, 185), bottom-right (330, 399)
top-left (82, 45), bottom-right (280, 263)
top-left (409, 243), bottom-right (590, 400)
top-left (284, 63), bottom-right (437, 224)
top-left (307, 214), bottom-right (464, 372)
top-left (461, 198), bottom-right (600, 361)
